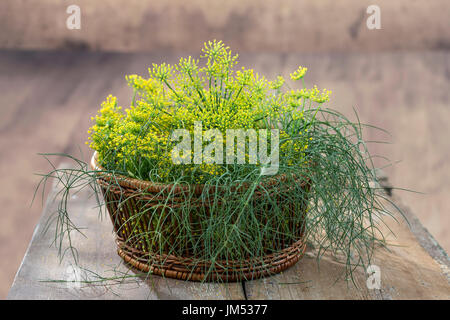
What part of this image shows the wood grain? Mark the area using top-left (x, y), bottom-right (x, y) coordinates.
top-left (1, 50), bottom-right (449, 298)
top-left (244, 194), bottom-right (450, 300)
top-left (7, 165), bottom-right (449, 299)
top-left (1, 1), bottom-right (449, 53)
top-left (6, 166), bottom-right (244, 300)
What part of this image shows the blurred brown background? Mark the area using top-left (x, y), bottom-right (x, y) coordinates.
top-left (0, 0), bottom-right (449, 298)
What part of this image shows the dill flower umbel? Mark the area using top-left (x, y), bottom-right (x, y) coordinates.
top-left (88, 40), bottom-right (331, 183)
top-left (290, 66), bottom-right (308, 81)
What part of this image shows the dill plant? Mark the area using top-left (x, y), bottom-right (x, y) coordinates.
top-left (37, 40), bottom-right (398, 285)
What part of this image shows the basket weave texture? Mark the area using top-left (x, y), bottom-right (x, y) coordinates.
top-left (90, 153), bottom-right (309, 281)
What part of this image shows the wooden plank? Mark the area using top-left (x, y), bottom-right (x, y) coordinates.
top-left (0, 50), bottom-right (182, 298)
top-left (2, 50), bottom-right (450, 299)
top-left (2, 1), bottom-right (450, 53)
top-left (244, 193), bottom-right (450, 300)
top-left (7, 162), bottom-right (450, 299)
top-left (0, 51), bottom-right (120, 297)
top-left (7, 163), bottom-right (245, 300)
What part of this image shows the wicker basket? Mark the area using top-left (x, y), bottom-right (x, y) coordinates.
top-left (90, 153), bottom-right (309, 281)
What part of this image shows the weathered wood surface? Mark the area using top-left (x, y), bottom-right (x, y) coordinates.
top-left (1, 50), bottom-right (450, 298)
top-left (6, 165), bottom-right (244, 300)
top-left (245, 193), bottom-right (450, 300)
top-left (2, 1), bottom-right (450, 53)
top-left (7, 165), bottom-right (450, 299)
top-left (244, 175), bottom-right (450, 299)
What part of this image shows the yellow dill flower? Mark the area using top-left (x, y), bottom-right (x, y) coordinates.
top-left (309, 85), bottom-right (332, 103)
top-left (87, 41), bottom-right (333, 183)
top-left (290, 66), bottom-right (308, 81)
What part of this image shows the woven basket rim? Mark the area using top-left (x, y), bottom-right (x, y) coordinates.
top-left (90, 152), bottom-right (309, 194)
